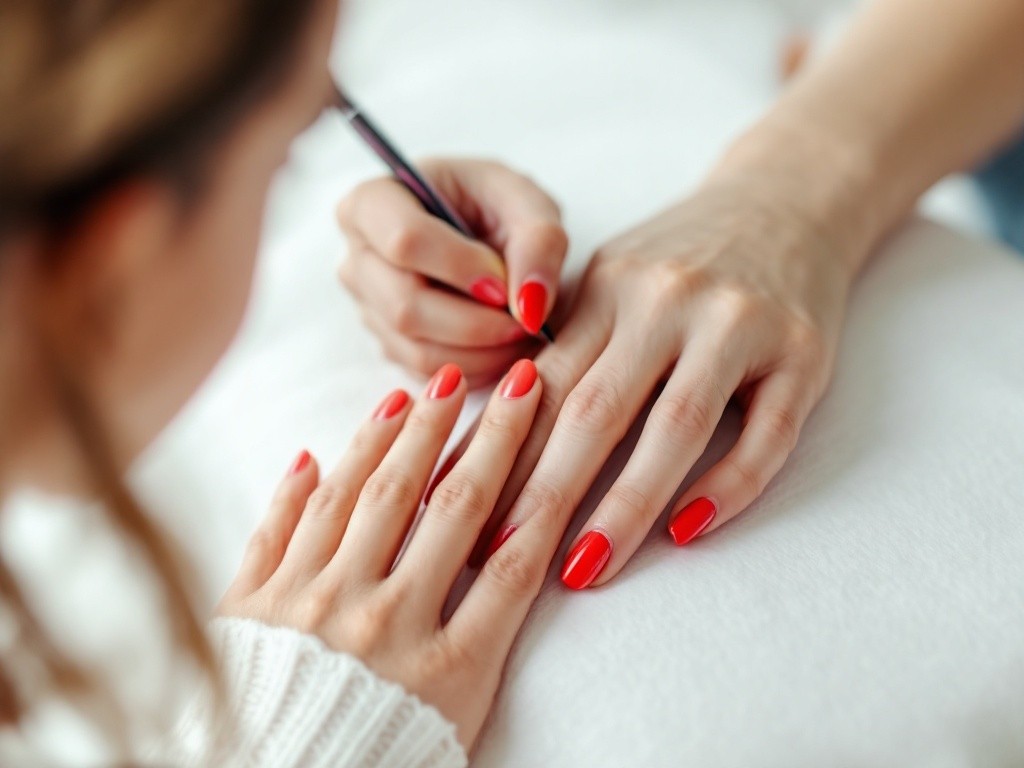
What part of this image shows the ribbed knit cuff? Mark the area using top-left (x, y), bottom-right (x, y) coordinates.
top-left (164, 618), bottom-right (467, 768)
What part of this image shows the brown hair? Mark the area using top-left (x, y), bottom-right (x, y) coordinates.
top-left (0, 0), bottom-right (321, 747)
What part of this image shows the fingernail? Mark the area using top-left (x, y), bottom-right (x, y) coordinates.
top-left (485, 524), bottom-right (517, 560)
top-left (469, 276), bottom-right (508, 308)
top-left (668, 497), bottom-right (717, 546)
top-left (499, 359), bottom-right (538, 399)
top-left (373, 389), bottom-right (409, 420)
top-left (561, 530), bottom-right (612, 590)
top-left (287, 449), bottom-right (311, 476)
top-left (426, 363), bottom-right (462, 399)
top-left (516, 280), bottom-right (548, 336)
top-left (424, 451), bottom-right (458, 504)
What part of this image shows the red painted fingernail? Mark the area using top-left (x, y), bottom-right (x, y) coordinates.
top-left (288, 449), bottom-right (311, 476)
top-left (469, 276), bottom-right (508, 308)
top-left (373, 389), bottom-right (409, 420)
top-left (561, 530), bottom-right (612, 590)
top-left (425, 451), bottom-right (458, 504)
top-left (516, 280), bottom-right (548, 336)
top-left (668, 497), bottom-right (717, 546)
top-left (426, 363), bottom-right (462, 399)
top-left (485, 524), bottom-right (517, 560)
top-left (500, 359), bottom-right (538, 399)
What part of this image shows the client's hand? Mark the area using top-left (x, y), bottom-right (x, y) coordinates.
top-left (452, 175), bottom-right (854, 588)
top-left (217, 359), bottom-right (549, 750)
top-left (335, 158), bottom-right (568, 387)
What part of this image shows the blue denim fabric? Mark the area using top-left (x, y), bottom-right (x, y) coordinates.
top-left (975, 131), bottom-right (1024, 254)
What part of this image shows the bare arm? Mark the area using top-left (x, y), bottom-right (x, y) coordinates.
top-left (713, 0), bottom-right (1024, 273)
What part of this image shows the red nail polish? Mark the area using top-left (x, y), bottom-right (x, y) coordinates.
top-left (500, 359), bottom-right (538, 399)
top-left (469, 276), bottom-right (508, 308)
top-left (425, 451), bottom-right (458, 504)
top-left (288, 449), bottom-right (311, 476)
top-left (373, 389), bottom-right (409, 420)
top-left (426, 363), bottom-right (462, 399)
top-left (517, 281), bottom-right (548, 336)
top-left (668, 497), bottom-right (717, 546)
top-left (485, 524), bottom-right (517, 559)
top-left (561, 530), bottom-right (612, 590)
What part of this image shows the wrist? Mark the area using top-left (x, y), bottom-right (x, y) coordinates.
top-left (705, 112), bottom-right (885, 277)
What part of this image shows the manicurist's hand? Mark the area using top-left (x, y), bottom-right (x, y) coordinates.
top-left (217, 359), bottom-right (553, 750)
top-left (335, 159), bottom-right (568, 387)
top-left (451, 169), bottom-right (856, 589)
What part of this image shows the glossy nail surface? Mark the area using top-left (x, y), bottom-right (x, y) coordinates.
top-left (669, 497), bottom-right (717, 546)
top-left (373, 389), bottom-right (409, 420)
top-left (500, 359), bottom-right (538, 399)
top-left (517, 280), bottom-right (548, 336)
top-left (288, 449), bottom-right (311, 476)
top-left (427, 363), bottom-right (462, 400)
top-left (485, 524), bottom-right (517, 560)
top-left (561, 530), bottom-right (612, 590)
top-left (469, 276), bottom-right (508, 308)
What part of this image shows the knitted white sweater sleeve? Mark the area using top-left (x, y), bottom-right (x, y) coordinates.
top-left (162, 617), bottom-right (468, 768)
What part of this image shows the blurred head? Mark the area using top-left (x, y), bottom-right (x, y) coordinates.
top-left (0, 0), bottom-right (337, 490)
top-left (0, 0), bottom-right (337, 732)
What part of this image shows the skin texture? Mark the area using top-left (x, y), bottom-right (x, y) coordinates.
top-left (339, 0), bottom-right (1024, 586)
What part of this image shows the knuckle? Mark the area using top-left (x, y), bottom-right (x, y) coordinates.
top-left (336, 259), bottom-right (355, 289)
top-left (305, 482), bottom-right (358, 521)
top-left (484, 545), bottom-right (543, 599)
top-left (756, 406), bottom-right (801, 451)
top-left (656, 390), bottom-right (718, 440)
top-left (589, 247), bottom-right (633, 282)
top-left (604, 483), bottom-right (655, 528)
top-left (345, 600), bottom-right (397, 658)
top-left (562, 381), bottom-right (624, 435)
top-left (518, 481), bottom-right (571, 532)
top-left (430, 474), bottom-right (489, 523)
top-left (712, 286), bottom-right (761, 327)
top-left (390, 295), bottom-right (418, 335)
top-left (528, 221), bottom-right (569, 258)
top-left (477, 409), bottom-right (522, 444)
top-left (787, 323), bottom-right (828, 367)
top-left (360, 469), bottom-right (420, 509)
top-left (387, 225), bottom-right (426, 268)
top-left (414, 644), bottom-right (461, 686)
top-left (334, 194), bottom-right (357, 228)
top-left (245, 526), bottom-right (285, 564)
top-left (294, 586), bottom-right (335, 634)
top-left (723, 455), bottom-right (767, 498)
top-left (653, 262), bottom-right (706, 302)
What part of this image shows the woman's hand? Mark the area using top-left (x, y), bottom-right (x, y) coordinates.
top-left (217, 359), bottom-right (552, 750)
top-left (457, 174), bottom-right (855, 588)
top-left (336, 158), bottom-right (569, 387)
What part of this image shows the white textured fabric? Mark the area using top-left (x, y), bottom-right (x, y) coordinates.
top-left (163, 618), bottom-right (466, 768)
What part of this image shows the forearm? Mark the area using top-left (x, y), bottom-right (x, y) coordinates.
top-left (709, 0), bottom-right (1024, 274)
